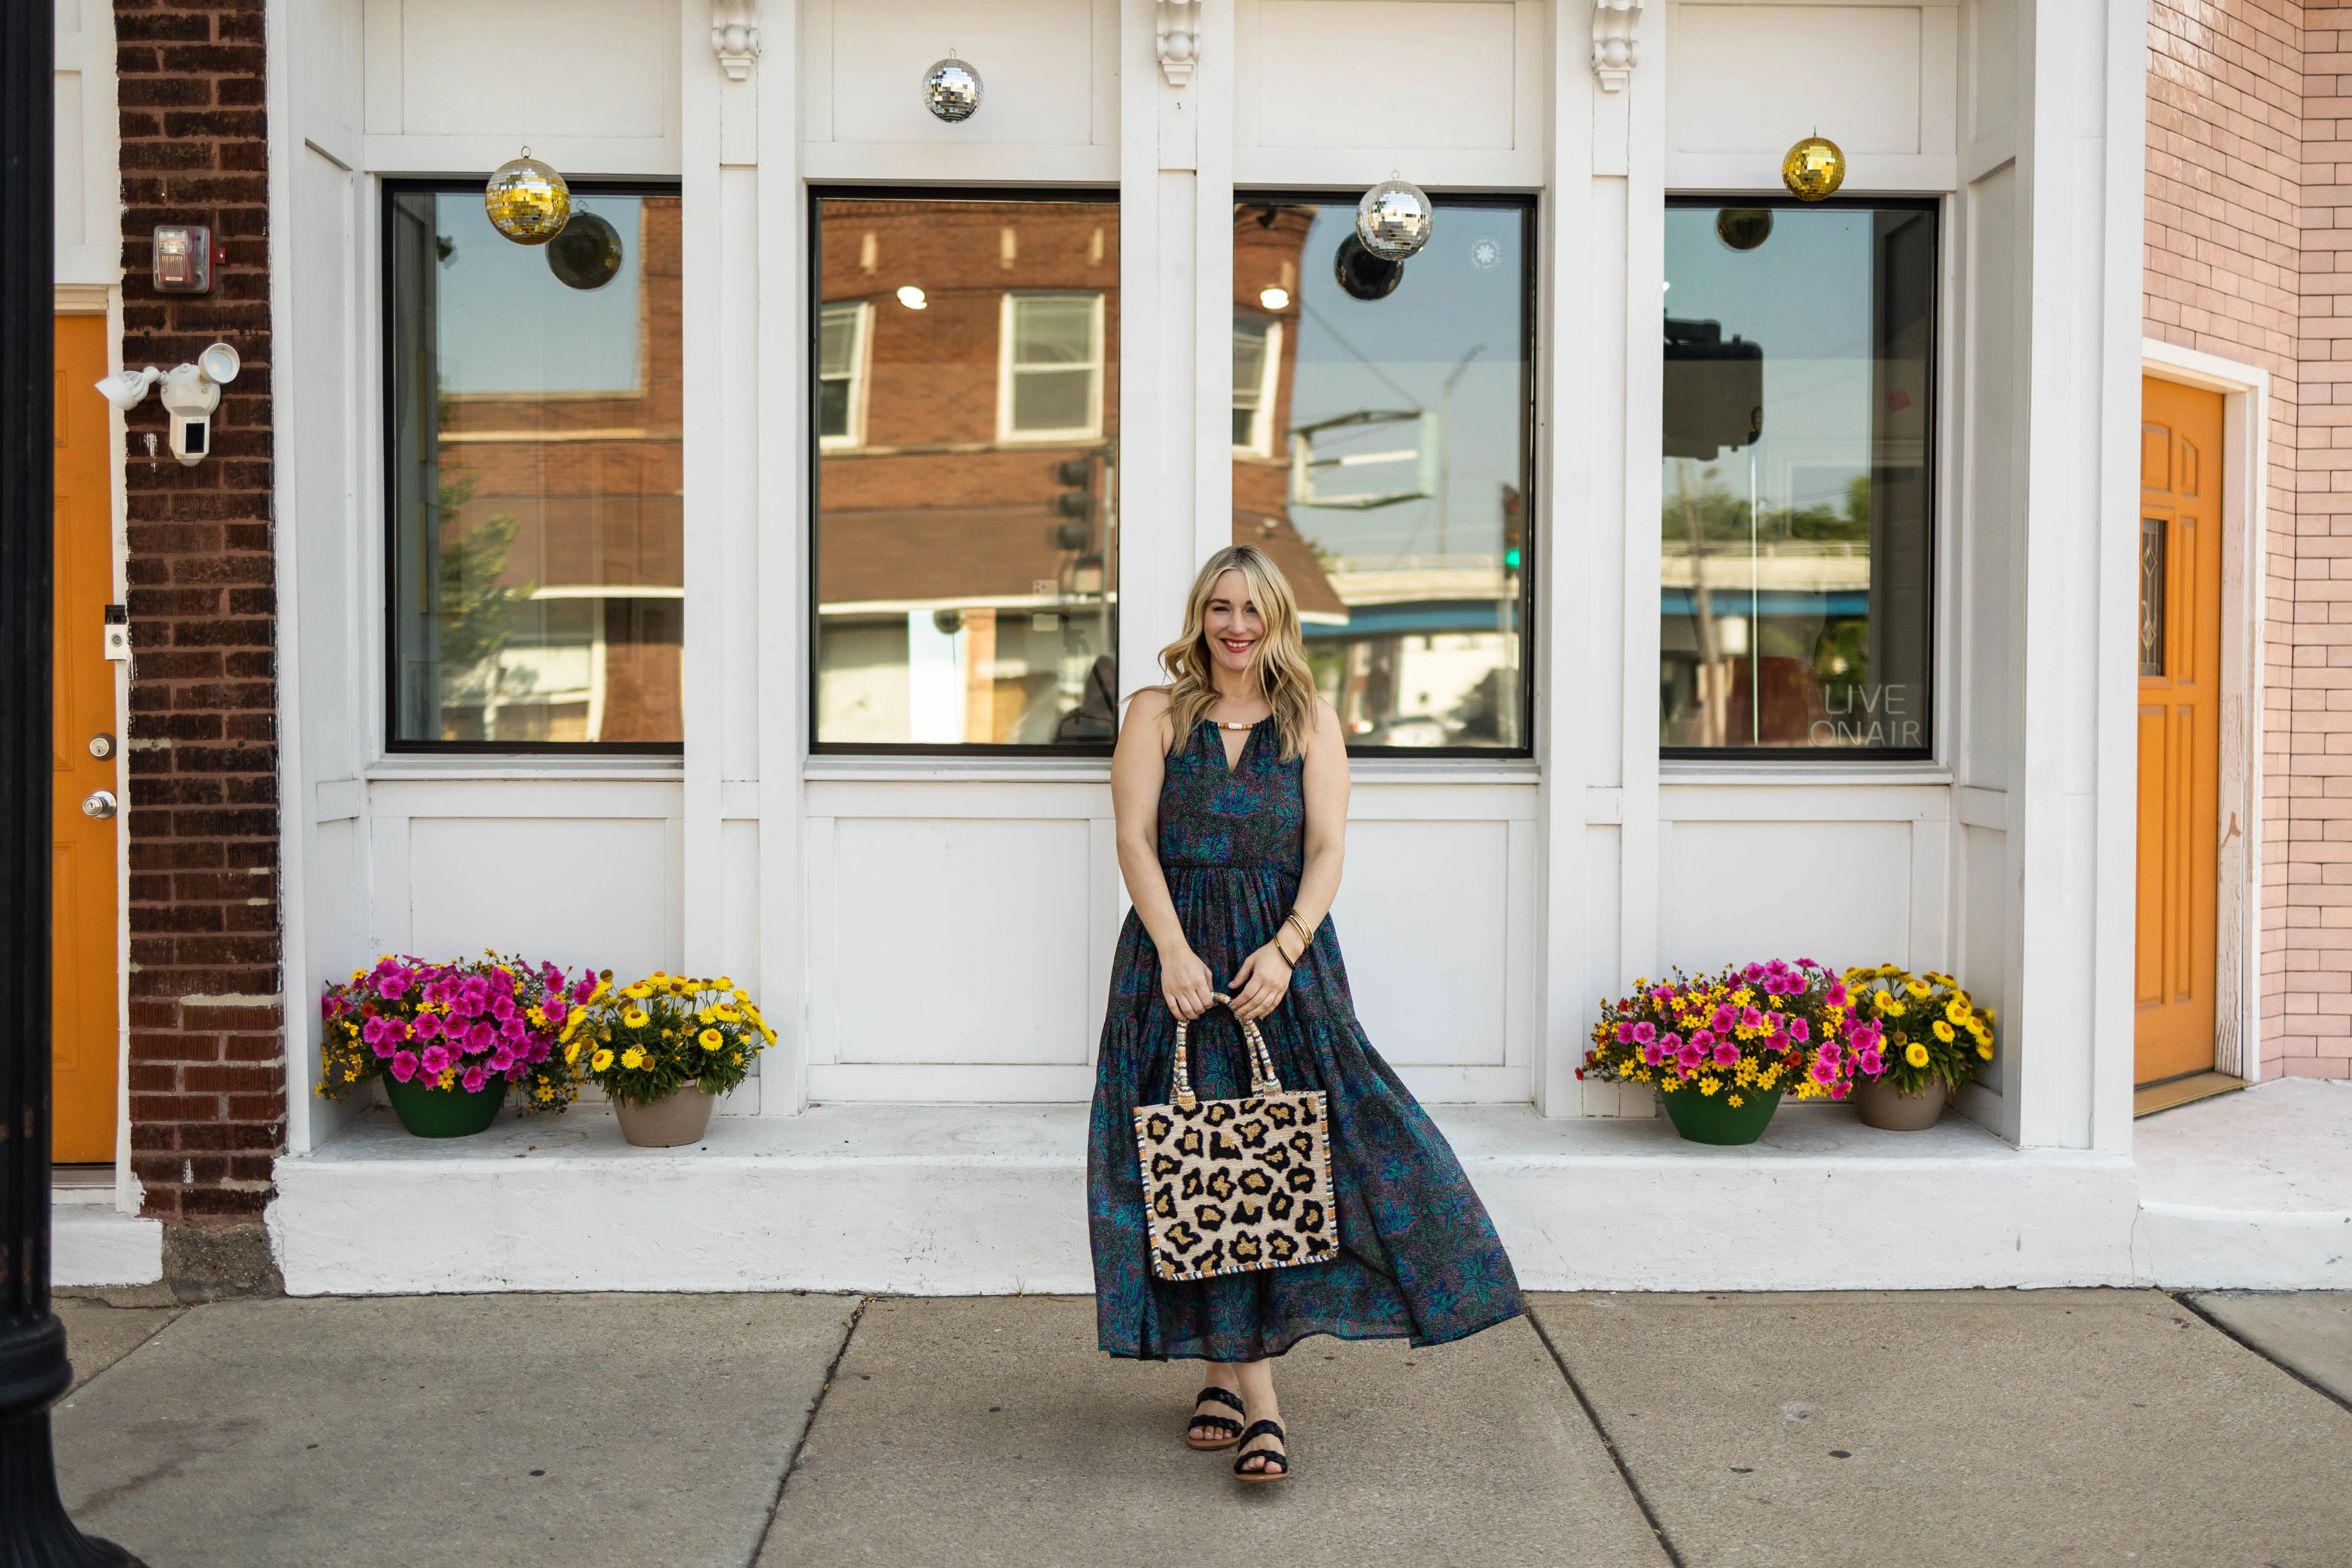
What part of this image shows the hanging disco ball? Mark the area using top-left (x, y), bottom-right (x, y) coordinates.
top-left (547, 210), bottom-right (623, 290)
top-left (1715, 208), bottom-right (1773, 251)
top-left (1781, 135), bottom-right (1846, 202)
top-left (1355, 176), bottom-right (1434, 262)
top-left (922, 54), bottom-right (983, 122)
top-left (1333, 234), bottom-right (1403, 301)
top-left (484, 150), bottom-right (571, 245)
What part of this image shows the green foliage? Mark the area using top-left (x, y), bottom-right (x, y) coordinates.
top-left (432, 471), bottom-right (536, 680)
top-left (1844, 965), bottom-right (1995, 1096)
top-left (572, 973), bottom-right (774, 1108)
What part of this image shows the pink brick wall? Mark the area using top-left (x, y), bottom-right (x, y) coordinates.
top-left (2147, 0), bottom-right (2352, 1078)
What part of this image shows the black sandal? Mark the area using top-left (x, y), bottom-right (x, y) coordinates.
top-left (1186, 1386), bottom-right (1246, 1450)
top-left (1232, 1418), bottom-right (1289, 1482)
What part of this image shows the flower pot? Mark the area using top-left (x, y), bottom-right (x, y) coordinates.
top-left (612, 1087), bottom-right (717, 1148)
top-left (1854, 1075), bottom-right (1946, 1130)
top-left (382, 1074), bottom-right (505, 1138)
top-left (1660, 1085), bottom-right (1782, 1146)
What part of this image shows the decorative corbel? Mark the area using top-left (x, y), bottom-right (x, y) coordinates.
top-left (711, 0), bottom-right (760, 82)
top-left (1157, 0), bottom-right (1202, 87)
top-left (1591, 0), bottom-right (1642, 93)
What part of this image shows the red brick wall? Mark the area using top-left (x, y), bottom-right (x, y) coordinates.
top-left (2143, 0), bottom-right (2339, 1077)
top-left (114, 0), bottom-right (283, 1219)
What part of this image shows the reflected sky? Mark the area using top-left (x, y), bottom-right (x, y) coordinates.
top-left (1286, 202), bottom-right (1528, 561)
top-left (436, 195), bottom-right (646, 397)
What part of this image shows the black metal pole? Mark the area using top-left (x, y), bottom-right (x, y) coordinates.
top-left (0, 3), bottom-right (144, 1562)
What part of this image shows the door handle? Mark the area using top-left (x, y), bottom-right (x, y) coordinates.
top-left (80, 790), bottom-right (119, 820)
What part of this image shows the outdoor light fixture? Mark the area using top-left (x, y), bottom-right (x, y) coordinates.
top-left (1259, 285), bottom-right (1290, 310)
top-left (95, 342), bottom-right (241, 466)
top-left (896, 285), bottom-right (928, 309)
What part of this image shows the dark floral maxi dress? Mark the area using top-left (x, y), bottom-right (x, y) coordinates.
top-left (1088, 716), bottom-right (1525, 1361)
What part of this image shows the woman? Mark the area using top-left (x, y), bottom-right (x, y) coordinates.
top-left (1088, 545), bottom-right (1524, 1483)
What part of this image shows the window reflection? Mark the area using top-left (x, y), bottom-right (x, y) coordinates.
top-left (1232, 199), bottom-right (1533, 750)
top-left (814, 198), bottom-right (1119, 747)
top-left (388, 188), bottom-right (683, 747)
top-left (1660, 201), bottom-right (1936, 754)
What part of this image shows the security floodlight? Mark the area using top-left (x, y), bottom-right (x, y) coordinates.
top-left (94, 366), bottom-right (160, 411)
top-left (197, 341), bottom-right (240, 384)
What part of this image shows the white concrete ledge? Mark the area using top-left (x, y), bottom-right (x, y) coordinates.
top-left (2132, 1079), bottom-right (2352, 1289)
top-left (269, 1101), bottom-right (2153, 1296)
top-left (53, 1204), bottom-right (164, 1288)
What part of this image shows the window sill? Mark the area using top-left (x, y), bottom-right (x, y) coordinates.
top-left (365, 754), bottom-right (685, 782)
top-left (1657, 760), bottom-right (1953, 787)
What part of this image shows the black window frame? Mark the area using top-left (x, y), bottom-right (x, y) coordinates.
top-left (1659, 192), bottom-right (1940, 766)
top-left (807, 185), bottom-right (1125, 758)
top-left (380, 175), bottom-right (688, 756)
top-left (1233, 188), bottom-right (1539, 761)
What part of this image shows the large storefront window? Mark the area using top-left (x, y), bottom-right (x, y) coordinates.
top-left (1660, 198), bottom-right (1936, 756)
top-left (1234, 198), bottom-right (1533, 750)
top-left (387, 184), bottom-right (684, 750)
top-left (813, 195), bottom-right (1119, 750)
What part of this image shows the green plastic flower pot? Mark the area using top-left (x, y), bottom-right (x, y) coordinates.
top-left (1660, 1084), bottom-right (1782, 1146)
top-left (383, 1074), bottom-right (505, 1138)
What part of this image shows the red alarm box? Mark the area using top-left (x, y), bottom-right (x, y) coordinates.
top-left (152, 225), bottom-right (223, 293)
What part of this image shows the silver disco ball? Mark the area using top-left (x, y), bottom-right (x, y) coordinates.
top-left (922, 55), bottom-right (983, 122)
top-left (1356, 176), bottom-right (1434, 262)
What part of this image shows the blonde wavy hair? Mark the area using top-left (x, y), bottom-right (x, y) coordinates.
top-left (1158, 545), bottom-right (1320, 761)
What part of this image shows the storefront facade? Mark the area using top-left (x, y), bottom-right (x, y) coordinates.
top-left (60, 0), bottom-right (2344, 1296)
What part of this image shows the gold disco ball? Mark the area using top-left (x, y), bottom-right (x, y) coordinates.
top-left (485, 150), bottom-right (571, 245)
top-left (1782, 135), bottom-right (1846, 202)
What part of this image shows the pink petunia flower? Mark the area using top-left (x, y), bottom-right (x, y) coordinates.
top-left (1789, 1018), bottom-right (1811, 1044)
top-left (419, 1044), bottom-right (452, 1075)
top-left (1676, 1041), bottom-right (1705, 1072)
top-left (460, 1065), bottom-right (489, 1094)
top-left (1810, 1057), bottom-right (1839, 1086)
top-left (390, 1050), bottom-right (419, 1083)
top-left (1712, 1040), bottom-right (1740, 1068)
top-left (1859, 1048), bottom-right (1884, 1076)
top-left (1710, 1004), bottom-right (1736, 1032)
top-left (1641, 1042), bottom-right (1666, 1066)
top-left (468, 1022), bottom-right (497, 1052)
top-left (1631, 1021), bottom-right (1656, 1046)
top-left (1740, 1007), bottom-right (1765, 1030)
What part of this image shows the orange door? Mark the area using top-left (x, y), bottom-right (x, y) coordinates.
top-left (2135, 377), bottom-right (2224, 1085)
top-left (53, 314), bottom-right (120, 1162)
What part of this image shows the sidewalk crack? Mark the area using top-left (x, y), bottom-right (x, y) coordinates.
top-left (748, 1294), bottom-right (869, 1565)
top-left (1528, 1308), bottom-right (1687, 1568)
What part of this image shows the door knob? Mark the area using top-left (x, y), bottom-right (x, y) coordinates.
top-left (80, 790), bottom-right (118, 820)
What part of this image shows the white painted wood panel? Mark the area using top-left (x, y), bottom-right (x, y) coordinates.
top-left (1333, 820), bottom-right (1511, 1067)
top-left (821, 0), bottom-right (1102, 148)
top-left (1249, 0), bottom-right (1516, 150)
top-left (52, 0), bottom-right (119, 285)
top-left (361, 0), bottom-right (680, 173)
top-left (830, 817), bottom-right (1095, 1064)
top-left (406, 816), bottom-right (677, 979)
top-left (1662, 819), bottom-right (1914, 974)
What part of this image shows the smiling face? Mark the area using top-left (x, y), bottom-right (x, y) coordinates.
top-left (1200, 569), bottom-right (1266, 680)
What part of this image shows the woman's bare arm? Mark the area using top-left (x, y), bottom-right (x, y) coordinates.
top-left (1112, 689), bottom-right (1219, 1020)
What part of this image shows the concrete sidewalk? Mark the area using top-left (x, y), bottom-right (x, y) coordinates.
top-left (46, 1287), bottom-right (2352, 1568)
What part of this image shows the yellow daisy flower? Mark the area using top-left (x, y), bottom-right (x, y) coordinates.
top-left (564, 1040), bottom-right (582, 1065)
top-left (623, 1008), bottom-right (650, 1029)
top-left (1904, 1041), bottom-right (1930, 1068)
top-left (621, 1047), bottom-right (645, 1070)
top-left (732, 989), bottom-right (750, 1004)
top-left (1905, 979), bottom-right (1931, 999)
top-left (592, 1048), bottom-right (614, 1072)
top-left (1945, 1000), bottom-right (1969, 1025)
top-left (1976, 1042), bottom-right (1994, 1060)
top-left (1932, 1020), bottom-right (1955, 1042)
top-left (625, 983), bottom-right (652, 1000)
top-left (697, 1008), bottom-right (716, 1026)
top-left (717, 976), bottom-right (735, 990)
top-left (699, 1028), bottom-right (723, 1050)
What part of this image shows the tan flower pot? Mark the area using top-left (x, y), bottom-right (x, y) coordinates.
top-left (612, 1087), bottom-right (717, 1147)
top-left (1854, 1075), bottom-right (1946, 1131)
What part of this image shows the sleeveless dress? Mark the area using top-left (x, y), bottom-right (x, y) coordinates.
top-left (1087, 715), bottom-right (1525, 1361)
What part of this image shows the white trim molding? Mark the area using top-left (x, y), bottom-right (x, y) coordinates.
top-left (1592, 0), bottom-right (1642, 92)
top-left (1157, 0), bottom-right (1202, 86)
top-left (2140, 338), bottom-right (2270, 1084)
top-left (711, 1), bottom-right (760, 81)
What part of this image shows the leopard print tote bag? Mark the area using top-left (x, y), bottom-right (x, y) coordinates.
top-left (1133, 1004), bottom-right (1339, 1282)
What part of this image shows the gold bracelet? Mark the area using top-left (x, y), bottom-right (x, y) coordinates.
top-left (1284, 912), bottom-right (1314, 957)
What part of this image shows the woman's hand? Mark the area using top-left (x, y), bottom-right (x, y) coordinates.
top-left (1226, 942), bottom-right (1295, 1023)
top-left (1161, 946), bottom-right (1221, 1022)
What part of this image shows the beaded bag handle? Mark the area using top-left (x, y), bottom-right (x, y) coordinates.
top-left (1170, 996), bottom-right (1282, 1112)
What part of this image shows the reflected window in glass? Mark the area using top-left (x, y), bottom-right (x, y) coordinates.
top-left (386, 184), bottom-right (683, 750)
top-left (1231, 196), bottom-right (1534, 753)
top-left (1660, 199), bottom-right (1937, 756)
top-left (813, 197), bottom-right (1119, 749)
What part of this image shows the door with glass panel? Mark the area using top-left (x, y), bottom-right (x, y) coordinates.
top-left (2135, 377), bottom-right (2224, 1086)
